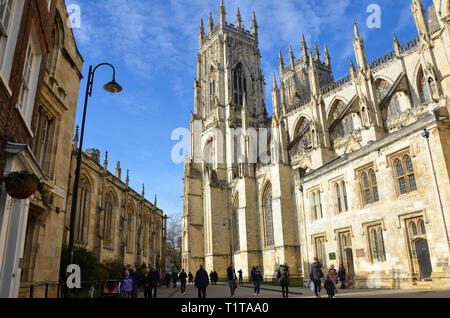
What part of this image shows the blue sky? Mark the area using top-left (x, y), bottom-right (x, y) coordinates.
top-left (64, 0), bottom-right (433, 220)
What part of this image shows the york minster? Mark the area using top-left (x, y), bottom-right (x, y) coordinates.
top-left (182, 0), bottom-right (450, 289)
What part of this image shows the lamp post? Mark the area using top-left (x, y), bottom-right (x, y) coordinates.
top-left (65, 63), bottom-right (122, 298)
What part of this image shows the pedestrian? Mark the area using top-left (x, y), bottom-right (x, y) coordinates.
top-left (149, 266), bottom-right (160, 298)
top-left (210, 271), bottom-right (214, 285)
top-left (121, 270), bottom-right (133, 298)
top-left (252, 266), bottom-right (263, 297)
top-left (188, 272), bottom-right (194, 285)
top-left (143, 267), bottom-right (150, 298)
top-left (172, 271), bottom-right (179, 288)
top-left (277, 262), bottom-right (290, 298)
top-left (250, 266), bottom-right (256, 282)
top-left (227, 263), bottom-right (238, 298)
top-left (338, 264), bottom-right (346, 289)
top-left (238, 269), bottom-right (243, 286)
top-left (195, 264), bottom-right (209, 298)
top-left (129, 267), bottom-right (140, 298)
top-left (213, 271), bottom-right (219, 285)
top-left (329, 264), bottom-right (338, 294)
top-left (122, 264), bottom-right (132, 278)
top-left (165, 272), bottom-right (171, 288)
top-left (310, 257), bottom-right (324, 298)
top-left (324, 275), bottom-right (335, 298)
top-left (179, 269), bottom-right (188, 296)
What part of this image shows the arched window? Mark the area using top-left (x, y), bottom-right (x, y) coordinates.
top-left (233, 63), bottom-right (247, 107)
top-left (369, 226), bottom-right (385, 262)
top-left (203, 139), bottom-right (214, 165)
top-left (104, 193), bottom-right (115, 246)
top-left (208, 80), bottom-right (215, 115)
top-left (143, 212), bottom-right (150, 256)
top-left (331, 100), bottom-right (346, 121)
top-left (375, 79), bottom-right (393, 101)
top-left (387, 96), bottom-right (401, 118)
top-left (336, 114), bottom-right (354, 138)
top-left (411, 221), bottom-right (418, 236)
top-left (393, 155), bottom-right (417, 194)
top-left (232, 195), bottom-right (240, 252)
top-left (75, 178), bottom-right (90, 244)
top-left (314, 237), bottom-right (326, 265)
top-left (419, 219), bottom-right (426, 235)
top-left (263, 183), bottom-right (274, 247)
top-left (47, 13), bottom-right (64, 78)
top-left (418, 68), bottom-right (430, 103)
top-left (126, 204), bottom-right (134, 252)
top-left (312, 192), bottom-right (318, 220)
top-left (336, 183), bottom-right (342, 214)
top-left (361, 168), bottom-right (379, 205)
top-left (342, 181), bottom-right (349, 211)
top-left (294, 117), bottom-right (312, 155)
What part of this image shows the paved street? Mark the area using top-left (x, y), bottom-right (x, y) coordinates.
top-left (143, 283), bottom-right (450, 299)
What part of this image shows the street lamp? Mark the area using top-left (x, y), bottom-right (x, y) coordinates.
top-left (65, 63), bottom-right (122, 297)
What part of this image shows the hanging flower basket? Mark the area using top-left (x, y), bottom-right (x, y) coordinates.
top-left (2, 171), bottom-right (42, 200)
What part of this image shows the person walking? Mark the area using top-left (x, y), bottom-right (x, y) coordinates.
top-left (121, 270), bottom-right (133, 298)
top-left (130, 267), bottom-right (140, 298)
top-left (252, 266), bottom-right (263, 297)
top-left (179, 269), bottom-right (188, 296)
top-left (149, 266), bottom-right (160, 298)
top-left (143, 267), bottom-right (150, 298)
top-left (188, 272), bottom-right (194, 285)
top-left (277, 262), bottom-right (290, 298)
top-left (227, 263), bottom-right (238, 298)
top-left (238, 269), bottom-right (243, 286)
top-left (310, 257), bottom-right (324, 298)
top-left (213, 271), bottom-right (218, 285)
top-left (172, 271), bottom-right (179, 288)
top-left (195, 265), bottom-right (209, 298)
top-left (338, 264), bottom-right (346, 289)
top-left (210, 271), bottom-right (214, 285)
top-left (324, 275), bottom-right (335, 298)
top-left (165, 272), bottom-right (171, 288)
top-left (329, 264), bottom-right (338, 294)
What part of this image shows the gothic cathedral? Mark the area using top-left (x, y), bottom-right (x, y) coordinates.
top-left (182, 0), bottom-right (450, 288)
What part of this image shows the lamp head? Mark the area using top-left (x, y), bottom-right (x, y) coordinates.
top-left (103, 78), bottom-right (122, 94)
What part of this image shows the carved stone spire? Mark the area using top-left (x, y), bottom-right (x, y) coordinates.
top-left (314, 42), bottom-right (320, 61)
top-left (103, 150), bottom-right (108, 170)
top-left (252, 11), bottom-right (258, 42)
top-left (219, 0), bottom-right (226, 26)
top-left (324, 43), bottom-right (331, 67)
top-left (236, 7), bottom-right (243, 29)
top-left (301, 33), bottom-right (308, 63)
top-left (73, 125), bottom-right (79, 148)
top-left (208, 12), bottom-right (214, 35)
top-left (126, 169), bottom-right (129, 186)
top-left (142, 183), bottom-right (145, 198)
top-left (241, 94), bottom-right (249, 131)
top-left (278, 50), bottom-right (285, 75)
top-left (289, 45), bottom-right (295, 68)
top-left (115, 161), bottom-right (122, 180)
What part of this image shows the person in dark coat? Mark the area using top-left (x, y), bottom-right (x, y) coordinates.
top-left (143, 267), bottom-right (150, 298)
top-left (172, 271), bottom-right (179, 288)
top-left (338, 264), bottom-right (346, 289)
top-left (179, 269), bottom-right (188, 296)
top-left (324, 275), bottom-right (335, 298)
top-left (310, 257), bottom-right (324, 298)
top-left (238, 269), bottom-right (243, 286)
top-left (212, 271), bottom-right (218, 285)
top-left (148, 266), bottom-right (160, 298)
top-left (195, 265), bottom-right (209, 298)
top-left (250, 266), bottom-right (256, 282)
top-left (165, 272), bottom-right (171, 288)
top-left (130, 267), bottom-right (140, 298)
top-left (227, 263), bottom-right (238, 298)
top-left (210, 271), bottom-right (214, 285)
top-left (188, 272), bottom-right (194, 285)
top-left (277, 262), bottom-right (290, 298)
top-left (252, 266), bottom-right (263, 296)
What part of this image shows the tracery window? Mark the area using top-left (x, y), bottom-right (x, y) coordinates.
top-left (367, 225), bottom-right (386, 262)
top-left (75, 178), bottom-right (90, 244)
top-left (376, 79), bottom-right (392, 101)
top-left (263, 183), bottom-right (274, 247)
top-left (294, 117), bottom-right (312, 155)
top-left (233, 63), bottom-right (247, 108)
top-left (360, 168), bottom-right (379, 206)
top-left (336, 114), bottom-right (354, 138)
top-left (314, 236), bottom-right (326, 265)
top-left (335, 180), bottom-right (349, 214)
top-left (332, 100), bottom-right (346, 121)
top-left (387, 95), bottom-right (401, 119)
top-left (104, 193), bottom-right (115, 247)
top-left (418, 68), bottom-right (430, 103)
top-left (392, 154), bottom-right (417, 195)
top-left (311, 189), bottom-right (323, 220)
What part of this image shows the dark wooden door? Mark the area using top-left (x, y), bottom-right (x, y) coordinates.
top-left (415, 239), bottom-right (432, 279)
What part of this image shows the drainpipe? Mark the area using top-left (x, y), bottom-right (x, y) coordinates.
top-left (421, 128), bottom-right (450, 255)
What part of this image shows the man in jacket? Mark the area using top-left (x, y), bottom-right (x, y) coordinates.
top-left (143, 267), bottom-right (151, 298)
top-left (179, 269), bottom-right (188, 296)
top-left (310, 257), bottom-right (324, 298)
top-left (227, 263), bottom-right (238, 298)
top-left (172, 271), bottom-right (179, 288)
top-left (195, 264), bottom-right (209, 298)
top-left (277, 262), bottom-right (290, 298)
top-left (148, 266), bottom-right (160, 298)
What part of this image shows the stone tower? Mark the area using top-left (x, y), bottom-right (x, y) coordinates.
top-left (183, 1), bottom-right (270, 276)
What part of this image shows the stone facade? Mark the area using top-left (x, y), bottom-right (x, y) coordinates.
top-left (182, 0), bottom-right (450, 289)
top-left (64, 145), bottom-right (166, 277)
